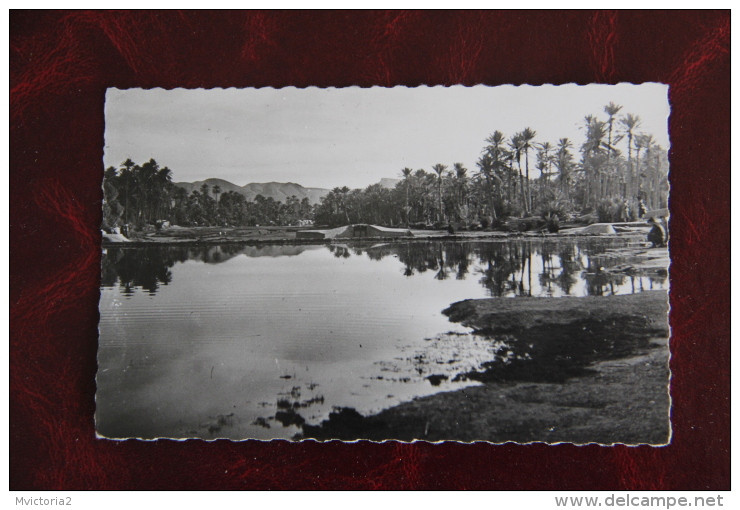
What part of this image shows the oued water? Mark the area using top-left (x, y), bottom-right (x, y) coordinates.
top-left (97, 239), bottom-right (666, 440)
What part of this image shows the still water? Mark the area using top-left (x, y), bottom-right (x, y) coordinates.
top-left (97, 239), bottom-right (666, 440)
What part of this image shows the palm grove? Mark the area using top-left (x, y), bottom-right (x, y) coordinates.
top-left (102, 102), bottom-right (667, 232)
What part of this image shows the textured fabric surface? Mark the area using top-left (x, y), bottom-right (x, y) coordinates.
top-left (10, 10), bottom-right (730, 490)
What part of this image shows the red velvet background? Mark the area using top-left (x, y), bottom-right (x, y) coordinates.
top-left (10, 10), bottom-right (730, 490)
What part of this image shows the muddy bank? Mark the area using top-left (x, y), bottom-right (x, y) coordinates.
top-left (299, 290), bottom-right (670, 444)
top-left (442, 289), bottom-right (668, 334)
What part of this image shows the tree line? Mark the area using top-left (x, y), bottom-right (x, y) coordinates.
top-left (102, 159), bottom-right (314, 230)
top-left (102, 101), bottom-right (667, 232)
top-left (314, 102), bottom-right (667, 228)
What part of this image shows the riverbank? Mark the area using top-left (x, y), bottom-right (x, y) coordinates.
top-left (102, 222), bottom-right (655, 246)
top-left (299, 289), bottom-right (670, 444)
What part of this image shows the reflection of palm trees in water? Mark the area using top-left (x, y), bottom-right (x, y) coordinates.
top-left (449, 242), bottom-right (471, 280)
top-left (474, 241), bottom-right (624, 298)
top-left (476, 241), bottom-right (523, 297)
top-left (535, 243), bottom-right (588, 297)
top-left (434, 244), bottom-right (448, 280)
top-left (401, 243), bottom-right (414, 276)
top-left (394, 242), bottom-right (471, 280)
top-left (538, 243), bottom-right (557, 296)
top-left (102, 247), bottom-right (181, 295)
top-left (395, 242), bottom-right (442, 276)
top-left (103, 239), bottom-right (661, 298)
top-left (555, 245), bottom-right (581, 295)
top-left (102, 245), bottom-right (254, 295)
top-left (521, 242), bottom-right (532, 296)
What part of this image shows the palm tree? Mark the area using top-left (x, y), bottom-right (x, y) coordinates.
top-left (537, 141), bottom-right (554, 186)
top-left (172, 186), bottom-right (188, 225)
top-left (119, 158), bottom-right (136, 225)
top-left (401, 167), bottom-right (413, 226)
top-left (509, 133), bottom-right (526, 215)
top-left (198, 183), bottom-right (214, 223)
top-left (602, 105), bottom-right (624, 199)
top-left (642, 137), bottom-right (665, 209)
top-left (633, 134), bottom-right (647, 199)
top-left (555, 138), bottom-right (574, 199)
top-left (156, 166), bottom-right (173, 220)
top-left (453, 162), bottom-right (468, 225)
top-left (138, 159), bottom-right (160, 225)
top-left (581, 117), bottom-right (607, 205)
top-left (431, 163), bottom-right (447, 223)
top-left (211, 184), bottom-right (222, 224)
top-left (339, 186), bottom-right (351, 223)
top-left (520, 128), bottom-right (537, 214)
top-left (634, 133), bottom-right (655, 203)
top-left (412, 169), bottom-right (432, 224)
top-left (476, 154), bottom-right (496, 221)
top-left (604, 102), bottom-right (623, 162)
top-left (640, 134), bottom-right (657, 208)
top-left (602, 102), bottom-right (622, 196)
top-left (484, 130), bottom-right (507, 205)
top-left (620, 113), bottom-right (641, 202)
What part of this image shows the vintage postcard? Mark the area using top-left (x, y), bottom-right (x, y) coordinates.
top-left (97, 84), bottom-right (670, 443)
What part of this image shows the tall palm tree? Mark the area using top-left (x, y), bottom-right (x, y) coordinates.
top-left (537, 141), bottom-right (554, 186)
top-left (604, 102), bottom-right (623, 162)
top-left (520, 128), bottom-right (537, 213)
top-left (620, 113), bottom-right (641, 201)
top-left (138, 159), bottom-right (159, 225)
top-left (156, 166), bottom-right (174, 220)
top-left (476, 154), bottom-right (496, 221)
top-left (119, 158), bottom-right (136, 225)
top-left (643, 137), bottom-right (665, 209)
top-left (211, 184), bottom-right (222, 224)
top-left (644, 134), bottom-right (660, 207)
top-left (602, 105), bottom-right (624, 199)
top-left (633, 134), bottom-right (647, 200)
top-left (634, 133), bottom-right (655, 204)
top-left (581, 117), bottom-right (607, 205)
top-left (431, 163), bottom-right (447, 223)
top-left (555, 138), bottom-right (574, 199)
top-left (453, 162), bottom-right (468, 225)
top-left (484, 131), bottom-right (507, 204)
top-left (199, 183), bottom-right (213, 223)
top-left (340, 186), bottom-right (351, 223)
top-left (401, 167), bottom-right (413, 226)
top-left (509, 133), bottom-right (526, 215)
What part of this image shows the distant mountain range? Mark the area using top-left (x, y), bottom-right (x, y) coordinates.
top-left (174, 177), bottom-right (402, 205)
top-left (174, 179), bottom-right (330, 205)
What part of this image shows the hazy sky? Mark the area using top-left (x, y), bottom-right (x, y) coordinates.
top-left (104, 84), bottom-right (670, 189)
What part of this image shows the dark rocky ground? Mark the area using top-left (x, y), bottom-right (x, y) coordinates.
top-left (299, 290), bottom-right (671, 445)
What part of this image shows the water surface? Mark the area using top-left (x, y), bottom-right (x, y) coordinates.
top-left (97, 239), bottom-right (666, 440)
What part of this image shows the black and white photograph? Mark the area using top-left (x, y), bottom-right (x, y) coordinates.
top-left (97, 84), bottom-right (671, 444)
